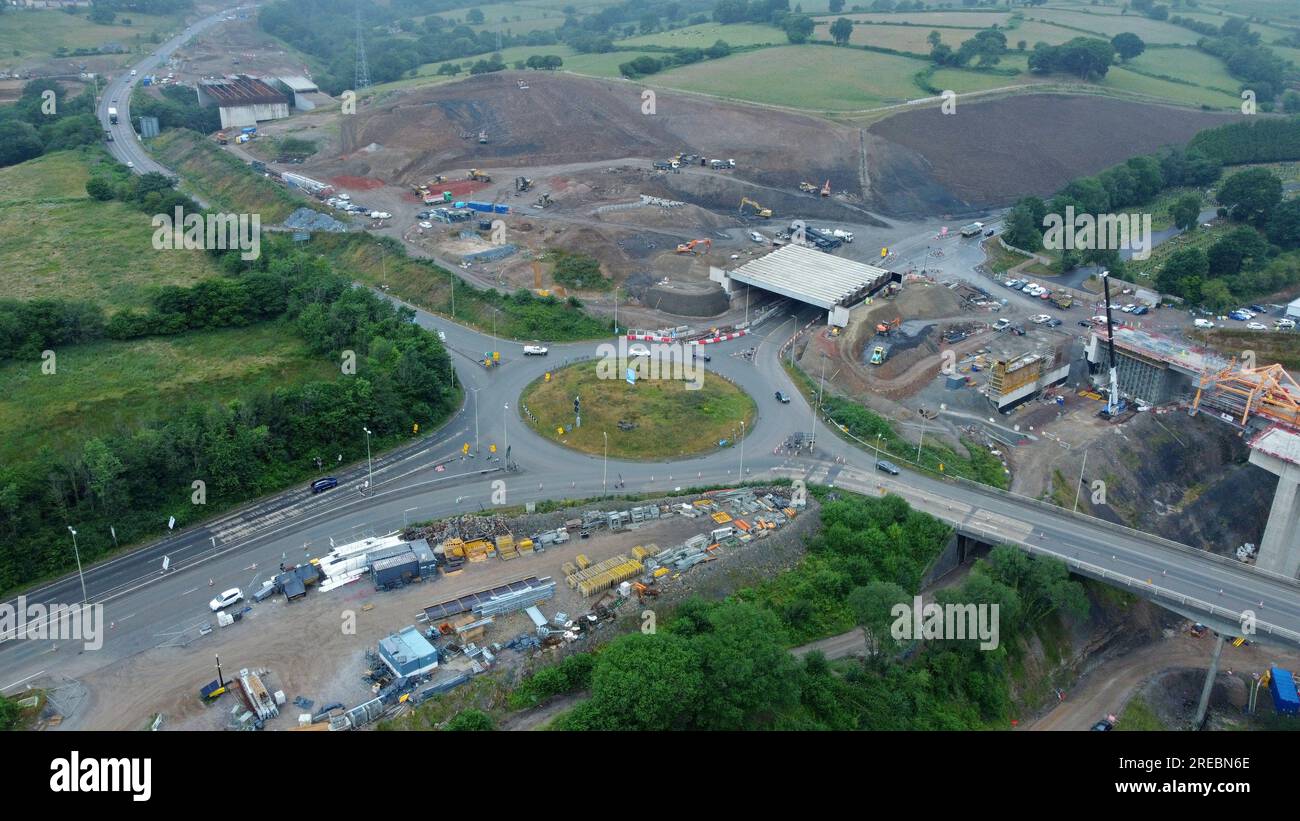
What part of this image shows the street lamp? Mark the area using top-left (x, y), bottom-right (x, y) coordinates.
top-left (875, 433), bottom-right (883, 465)
top-left (68, 526), bottom-right (87, 605)
top-left (603, 431), bottom-right (609, 496)
top-left (469, 387), bottom-right (481, 453)
top-left (503, 402), bottom-right (510, 461)
top-left (362, 427), bottom-right (373, 491)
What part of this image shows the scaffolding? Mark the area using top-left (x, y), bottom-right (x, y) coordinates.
top-left (1192, 363), bottom-right (1300, 431)
top-left (988, 353), bottom-right (1043, 398)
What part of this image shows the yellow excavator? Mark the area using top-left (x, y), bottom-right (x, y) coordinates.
top-left (739, 197), bottom-right (772, 218)
top-left (676, 238), bottom-right (712, 254)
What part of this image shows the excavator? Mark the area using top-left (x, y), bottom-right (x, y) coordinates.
top-left (739, 197), bottom-right (772, 219)
top-left (467, 169), bottom-right (492, 182)
top-left (875, 317), bottom-right (901, 335)
top-left (676, 238), bottom-right (712, 254)
top-left (821, 180), bottom-right (831, 198)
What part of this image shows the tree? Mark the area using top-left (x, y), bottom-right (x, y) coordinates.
top-left (691, 601), bottom-right (801, 730)
top-left (1111, 32), bottom-right (1146, 61)
top-left (1216, 167), bottom-right (1282, 225)
top-left (83, 438), bottom-right (125, 510)
top-left (444, 708), bottom-right (494, 730)
top-left (829, 0), bottom-right (845, 11)
top-left (830, 17), bottom-right (854, 45)
top-left (1284, 90), bottom-right (1300, 114)
top-left (783, 13), bottom-right (815, 43)
top-left (848, 580), bottom-right (910, 657)
top-left (465, 8), bottom-right (485, 24)
top-left (1157, 247), bottom-right (1208, 295)
top-left (0, 121), bottom-right (42, 168)
top-left (561, 633), bottom-right (704, 730)
top-left (1206, 226), bottom-right (1269, 277)
top-left (1266, 199), bottom-right (1300, 249)
top-left (1170, 193), bottom-right (1202, 232)
top-left (85, 176), bottom-right (116, 201)
top-left (927, 30), bottom-right (942, 48)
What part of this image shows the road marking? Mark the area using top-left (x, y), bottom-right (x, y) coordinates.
top-left (1, 670), bottom-right (46, 693)
top-left (182, 587), bottom-right (198, 596)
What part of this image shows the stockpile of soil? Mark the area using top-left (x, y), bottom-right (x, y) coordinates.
top-left (867, 95), bottom-right (1244, 217)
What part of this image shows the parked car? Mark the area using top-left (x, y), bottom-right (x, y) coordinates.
top-left (1046, 318), bottom-right (1063, 328)
top-left (1031, 314), bottom-right (1052, 324)
top-left (1248, 304), bottom-right (1267, 314)
top-left (1131, 306), bottom-right (1149, 316)
top-left (310, 477), bottom-right (338, 494)
top-left (1121, 304), bottom-right (1135, 313)
top-left (1193, 318), bottom-right (1216, 329)
top-left (1078, 320), bottom-right (1092, 328)
top-left (1275, 319), bottom-right (1296, 330)
top-left (775, 391), bottom-right (791, 403)
top-left (876, 460), bottom-right (901, 475)
top-left (1090, 719), bottom-right (1115, 732)
top-left (1247, 322), bottom-right (1268, 330)
top-left (209, 588), bottom-right (243, 612)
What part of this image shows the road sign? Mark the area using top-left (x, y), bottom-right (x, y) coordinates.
top-left (489, 443), bottom-right (497, 453)
top-left (413, 423), bottom-right (419, 434)
top-left (462, 443), bottom-right (470, 454)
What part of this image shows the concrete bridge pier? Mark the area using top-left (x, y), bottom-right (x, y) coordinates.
top-left (1194, 633), bottom-right (1226, 729)
top-left (1248, 429), bottom-right (1300, 580)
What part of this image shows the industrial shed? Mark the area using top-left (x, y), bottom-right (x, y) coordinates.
top-left (378, 626), bottom-right (439, 678)
top-left (710, 245), bottom-right (892, 327)
top-left (196, 75), bottom-right (289, 128)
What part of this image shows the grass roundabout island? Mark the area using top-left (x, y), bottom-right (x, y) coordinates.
top-left (520, 359), bottom-right (757, 460)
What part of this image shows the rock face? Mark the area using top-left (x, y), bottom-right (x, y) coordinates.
top-left (1077, 412), bottom-right (1273, 557)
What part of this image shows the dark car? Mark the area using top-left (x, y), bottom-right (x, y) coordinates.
top-left (984, 228), bottom-right (995, 237)
top-left (1009, 324), bottom-right (1026, 336)
top-left (1078, 320), bottom-right (1091, 327)
top-left (311, 477), bottom-right (339, 494)
top-left (1249, 304), bottom-right (1267, 314)
top-left (701, 353), bottom-right (711, 363)
top-left (775, 391), bottom-right (790, 403)
top-left (1090, 720), bottom-right (1114, 731)
top-left (1046, 318), bottom-right (1062, 327)
top-left (876, 460), bottom-right (901, 475)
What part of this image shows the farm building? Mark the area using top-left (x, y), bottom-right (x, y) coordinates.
top-left (196, 75), bottom-right (289, 128)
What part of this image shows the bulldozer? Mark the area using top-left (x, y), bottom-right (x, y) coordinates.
top-left (515, 176), bottom-right (533, 192)
top-left (676, 238), bottom-right (712, 254)
top-left (468, 169), bottom-right (492, 183)
top-left (739, 197), bottom-right (772, 219)
top-left (535, 193), bottom-right (553, 208)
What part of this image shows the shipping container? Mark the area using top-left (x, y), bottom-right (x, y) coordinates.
top-left (1270, 667), bottom-right (1299, 715)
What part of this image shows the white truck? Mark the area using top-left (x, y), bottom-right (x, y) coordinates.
top-left (107, 107), bottom-right (118, 124)
top-left (960, 221), bottom-right (985, 238)
top-left (523, 344), bottom-right (548, 356)
top-left (829, 228), bottom-right (854, 243)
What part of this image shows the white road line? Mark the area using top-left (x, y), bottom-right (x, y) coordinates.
top-left (182, 587), bottom-right (198, 595)
top-left (1, 670), bottom-right (45, 693)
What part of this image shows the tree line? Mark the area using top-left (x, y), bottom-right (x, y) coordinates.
top-left (0, 234), bottom-right (458, 595)
top-left (0, 81), bottom-right (102, 169)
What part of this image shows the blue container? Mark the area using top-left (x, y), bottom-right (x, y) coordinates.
top-left (1270, 667), bottom-right (1299, 715)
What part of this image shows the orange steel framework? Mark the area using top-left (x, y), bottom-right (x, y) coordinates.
top-left (1192, 363), bottom-right (1300, 431)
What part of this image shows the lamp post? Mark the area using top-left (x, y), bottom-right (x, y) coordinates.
top-left (470, 387), bottom-right (481, 453)
top-left (362, 427), bottom-right (373, 491)
top-left (603, 431), bottom-right (609, 496)
top-left (503, 402), bottom-right (510, 460)
top-left (875, 433), bottom-right (883, 465)
top-left (811, 353), bottom-right (827, 444)
top-left (1073, 448), bottom-right (1089, 513)
top-left (449, 270), bottom-right (455, 317)
top-left (68, 526), bottom-right (87, 605)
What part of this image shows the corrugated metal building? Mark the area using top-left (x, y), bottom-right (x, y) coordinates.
top-left (196, 75), bottom-right (290, 128)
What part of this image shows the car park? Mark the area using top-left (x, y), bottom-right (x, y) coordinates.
top-left (209, 588), bottom-right (243, 612)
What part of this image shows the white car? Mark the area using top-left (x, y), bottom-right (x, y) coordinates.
top-left (1121, 304), bottom-right (1136, 313)
top-left (437, 329), bottom-right (446, 341)
top-left (1247, 322), bottom-right (1268, 330)
top-left (749, 231), bottom-right (766, 243)
top-left (419, 221), bottom-right (433, 229)
top-left (627, 343), bottom-right (651, 358)
top-left (126, 161), bottom-right (134, 169)
top-left (209, 588), bottom-right (243, 612)
top-left (1090, 315), bottom-right (1109, 325)
top-left (522, 344), bottom-right (548, 356)
top-left (1275, 319), bottom-right (1296, 330)
top-left (1193, 318), bottom-right (1216, 329)
top-left (1031, 314), bottom-right (1052, 324)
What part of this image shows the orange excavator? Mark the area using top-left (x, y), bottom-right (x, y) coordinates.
top-left (876, 317), bottom-right (901, 335)
top-left (676, 238), bottom-right (712, 254)
top-left (821, 180), bottom-right (832, 198)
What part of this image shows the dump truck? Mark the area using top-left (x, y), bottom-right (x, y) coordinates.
top-left (960, 222), bottom-right (985, 237)
top-left (108, 107), bottom-right (118, 124)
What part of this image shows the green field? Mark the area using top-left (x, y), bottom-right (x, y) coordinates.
top-left (152, 130), bottom-right (304, 223)
top-left (0, 7), bottom-right (180, 70)
top-left (821, 23), bottom-right (975, 53)
top-left (410, 44), bottom-right (655, 81)
top-left (929, 65), bottom-right (1043, 95)
top-left (0, 151), bottom-right (226, 311)
top-left (649, 45), bottom-right (931, 110)
top-left (620, 22), bottom-right (785, 49)
top-left (521, 361), bottom-right (757, 460)
top-left (0, 323), bottom-right (337, 463)
top-left (1023, 8), bottom-right (1201, 44)
top-left (816, 11), bottom-right (1012, 28)
top-left (1125, 47), bottom-right (1241, 93)
top-left (1102, 65), bottom-right (1241, 109)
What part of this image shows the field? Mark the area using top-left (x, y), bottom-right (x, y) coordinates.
top-left (0, 7), bottom-right (181, 70)
top-left (0, 151), bottom-right (226, 311)
top-left (1102, 66), bottom-right (1241, 109)
top-left (650, 45), bottom-right (931, 109)
top-left (521, 361), bottom-right (757, 460)
top-left (827, 23), bottom-right (976, 53)
top-left (0, 323), bottom-right (337, 463)
top-left (1125, 47), bottom-right (1241, 93)
top-left (1021, 9), bottom-right (1201, 44)
top-left (814, 11), bottom-right (1012, 28)
top-left (413, 45), bottom-right (659, 81)
top-left (620, 22), bottom-right (785, 49)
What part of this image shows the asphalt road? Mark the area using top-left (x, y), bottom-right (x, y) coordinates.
top-left (5, 7), bottom-right (1299, 700)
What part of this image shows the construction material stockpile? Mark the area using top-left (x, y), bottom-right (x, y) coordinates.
top-left (566, 554), bottom-right (644, 597)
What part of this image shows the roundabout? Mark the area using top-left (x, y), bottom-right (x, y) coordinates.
top-left (520, 359), bottom-right (757, 460)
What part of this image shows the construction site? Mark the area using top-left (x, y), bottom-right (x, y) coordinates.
top-left (60, 486), bottom-right (813, 731)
